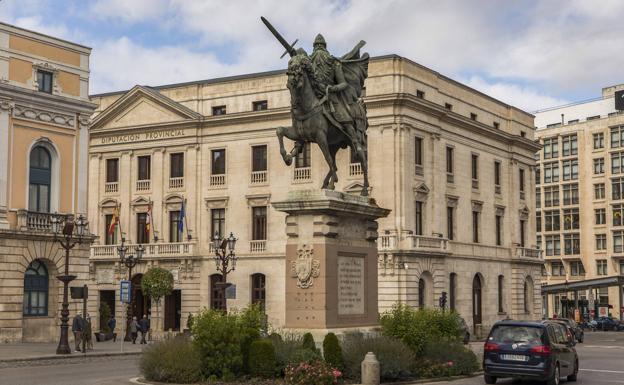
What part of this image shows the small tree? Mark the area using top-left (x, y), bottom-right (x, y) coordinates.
top-left (99, 302), bottom-right (112, 333)
top-left (323, 332), bottom-right (343, 370)
top-left (141, 267), bottom-right (174, 335)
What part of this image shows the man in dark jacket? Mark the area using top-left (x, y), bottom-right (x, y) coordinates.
top-left (139, 314), bottom-right (150, 344)
top-left (71, 312), bottom-right (84, 352)
top-left (107, 315), bottom-right (117, 342)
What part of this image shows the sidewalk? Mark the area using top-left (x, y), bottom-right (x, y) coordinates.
top-left (0, 339), bottom-right (145, 362)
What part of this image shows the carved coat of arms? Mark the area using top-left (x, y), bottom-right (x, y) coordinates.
top-left (290, 244), bottom-right (320, 289)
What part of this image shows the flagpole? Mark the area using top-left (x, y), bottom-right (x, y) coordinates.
top-left (184, 199), bottom-right (190, 240)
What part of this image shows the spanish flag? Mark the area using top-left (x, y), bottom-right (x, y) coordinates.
top-left (108, 204), bottom-right (119, 236)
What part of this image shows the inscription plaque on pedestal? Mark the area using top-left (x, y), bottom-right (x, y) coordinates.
top-left (338, 255), bottom-right (365, 315)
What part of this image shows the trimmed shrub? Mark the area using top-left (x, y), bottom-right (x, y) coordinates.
top-left (414, 340), bottom-right (479, 378)
top-left (302, 332), bottom-right (316, 351)
top-left (323, 333), bottom-right (343, 371)
top-left (285, 360), bottom-right (342, 385)
top-left (379, 304), bottom-right (463, 356)
top-left (249, 339), bottom-right (277, 378)
top-left (99, 302), bottom-right (111, 333)
top-left (140, 337), bottom-right (202, 383)
top-left (191, 305), bottom-right (264, 380)
top-left (342, 333), bottom-right (415, 382)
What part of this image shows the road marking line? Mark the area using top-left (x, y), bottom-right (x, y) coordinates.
top-left (582, 345), bottom-right (624, 349)
top-left (581, 369), bottom-right (624, 374)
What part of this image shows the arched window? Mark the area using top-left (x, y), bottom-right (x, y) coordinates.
top-left (418, 278), bottom-right (426, 310)
top-left (210, 274), bottom-right (225, 311)
top-left (498, 275), bottom-right (504, 313)
top-left (449, 273), bottom-right (457, 311)
top-left (29, 146), bottom-right (52, 212)
top-left (251, 273), bottom-right (266, 310)
top-left (472, 274), bottom-right (482, 326)
top-left (23, 260), bottom-right (48, 316)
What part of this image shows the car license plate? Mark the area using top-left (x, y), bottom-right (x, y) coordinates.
top-left (501, 354), bottom-right (528, 362)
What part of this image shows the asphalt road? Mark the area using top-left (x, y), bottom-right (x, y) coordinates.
top-left (0, 355), bottom-right (140, 385)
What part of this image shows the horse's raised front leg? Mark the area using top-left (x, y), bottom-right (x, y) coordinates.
top-left (276, 126), bottom-right (293, 166)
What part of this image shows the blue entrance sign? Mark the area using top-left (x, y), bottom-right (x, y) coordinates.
top-left (120, 280), bottom-right (132, 303)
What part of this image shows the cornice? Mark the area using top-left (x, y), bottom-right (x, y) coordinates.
top-left (0, 82), bottom-right (96, 113)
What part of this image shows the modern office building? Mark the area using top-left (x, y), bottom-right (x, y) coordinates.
top-left (0, 22), bottom-right (95, 342)
top-left (87, 54), bottom-right (542, 338)
top-left (535, 84), bottom-right (624, 320)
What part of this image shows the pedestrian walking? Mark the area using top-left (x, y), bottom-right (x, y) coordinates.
top-left (139, 314), bottom-right (150, 344)
top-left (71, 312), bottom-right (84, 352)
top-left (130, 316), bottom-right (139, 344)
top-left (107, 315), bottom-right (117, 342)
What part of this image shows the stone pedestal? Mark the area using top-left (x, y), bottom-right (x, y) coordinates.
top-left (273, 189), bottom-right (390, 334)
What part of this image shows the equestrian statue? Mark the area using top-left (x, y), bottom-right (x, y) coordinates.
top-left (261, 17), bottom-right (370, 195)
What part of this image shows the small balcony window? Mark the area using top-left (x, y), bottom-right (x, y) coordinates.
top-left (37, 70), bottom-right (53, 94)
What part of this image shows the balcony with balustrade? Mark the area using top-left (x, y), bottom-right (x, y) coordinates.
top-left (378, 231), bottom-right (450, 255)
top-left (210, 174), bottom-right (226, 187)
top-left (169, 177), bottom-right (184, 189)
top-left (90, 241), bottom-right (196, 260)
top-left (514, 246), bottom-right (543, 260)
top-left (349, 162), bottom-right (362, 177)
top-left (250, 240), bottom-right (266, 253)
top-left (15, 210), bottom-right (70, 233)
top-left (293, 167), bottom-right (311, 183)
top-left (105, 182), bottom-right (118, 194)
top-left (251, 170), bottom-right (267, 184)
top-left (136, 179), bottom-right (150, 191)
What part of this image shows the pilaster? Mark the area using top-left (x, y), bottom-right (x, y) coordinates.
top-left (0, 99), bottom-right (13, 229)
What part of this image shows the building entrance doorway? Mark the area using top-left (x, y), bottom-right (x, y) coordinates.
top-left (99, 290), bottom-right (115, 331)
top-left (131, 274), bottom-right (150, 320)
top-left (472, 275), bottom-right (483, 331)
top-left (164, 290), bottom-right (181, 331)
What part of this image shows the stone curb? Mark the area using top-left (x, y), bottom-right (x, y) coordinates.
top-left (0, 351), bottom-right (141, 363)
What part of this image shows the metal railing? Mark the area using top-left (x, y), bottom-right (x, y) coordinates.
top-left (105, 182), bottom-right (118, 193)
top-left (293, 167), bottom-right (311, 182)
top-left (251, 170), bottom-right (267, 184)
top-left (136, 179), bottom-right (150, 191)
top-left (169, 177), bottom-right (184, 189)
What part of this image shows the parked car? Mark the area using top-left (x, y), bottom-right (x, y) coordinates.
top-left (483, 320), bottom-right (578, 385)
top-left (595, 316), bottom-right (624, 331)
top-left (550, 318), bottom-right (584, 343)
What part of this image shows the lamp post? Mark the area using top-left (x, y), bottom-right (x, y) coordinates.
top-left (50, 213), bottom-right (89, 355)
top-left (117, 236), bottom-right (144, 341)
top-left (212, 232), bottom-right (237, 312)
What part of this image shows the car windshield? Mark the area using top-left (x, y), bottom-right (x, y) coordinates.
top-left (488, 325), bottom-right (545, 346)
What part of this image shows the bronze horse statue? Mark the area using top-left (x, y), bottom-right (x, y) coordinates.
top-left (276, 53), bottom-right (370, 195)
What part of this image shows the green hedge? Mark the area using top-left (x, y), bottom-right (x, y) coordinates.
top-left (322, 332), bottom-right (343, 371)
top-left (342, 333), bottom-right (415, 382)
top-left (140, 337), bottom-right (202, 384)
top-left (249, 339), bottom-right (276, 378)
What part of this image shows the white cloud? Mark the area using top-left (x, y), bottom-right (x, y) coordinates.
top-left (12, 16), bottom-right (69, 40)
top-left (90, 0), bottom-right (171, 22)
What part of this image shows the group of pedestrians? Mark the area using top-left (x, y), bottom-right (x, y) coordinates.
top-left (130, 314), bottom-right (150, 344)
top-left (70, 312), bottom-right (93, 352)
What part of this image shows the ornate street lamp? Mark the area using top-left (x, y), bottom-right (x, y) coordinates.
top-left (212, 232), bottom-right (237, 312)
top-left (117, 235), bottom-right (144, 341)
top-left (50, 213), bottom-right (89, 355)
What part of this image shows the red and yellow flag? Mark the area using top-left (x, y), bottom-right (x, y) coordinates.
top-left (108, 204), bottom-right (119, 236)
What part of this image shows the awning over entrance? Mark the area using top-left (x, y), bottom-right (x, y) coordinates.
top-left (541, 276), bottom-right (624, 294)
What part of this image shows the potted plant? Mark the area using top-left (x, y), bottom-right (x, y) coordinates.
top-left (96, 302), bottom-right (114, 342)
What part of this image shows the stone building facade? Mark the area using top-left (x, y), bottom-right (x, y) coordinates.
top-left (88, 55), bottom-right (542, 337)
top-left (0, 22), bottom-right (95, 342)
top-left (535, 84), bottom-right (624, 320)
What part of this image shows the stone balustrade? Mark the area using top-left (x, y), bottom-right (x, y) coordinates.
top-left (90, 241), bottom-right (195, 259)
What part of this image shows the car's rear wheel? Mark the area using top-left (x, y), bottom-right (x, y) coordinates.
top-left (484, 374), bottom-right (497, 384)
top-left (567, 360), bottom-right (578, 382)
top-left (547, 364), bottom-right (560, 385)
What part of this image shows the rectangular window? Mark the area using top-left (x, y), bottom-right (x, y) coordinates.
top-left (37, 70), bottom-right (53, 93)
top-left (597, 260), bottom-right (608, 276)
top-left (612, 151), bottom-right (624, 174)
top-left (614, 204), bottom-right (624, 226)
top-left (596, 234), bottom-right (607, 250)
top-left (493, 122), bottom-right (500, 129)
top-left (104, 214), bottom-right (116, 245)
top-left (595, 183), bottom-right (606, 199)
top-left (495, 215), bottom-right (502, 246)
top-left (562, 134), bottom-right (578, 156)
top-left (416, 89), bottom-right (425, 98)
top-left (137, 213), bottom-right (149, 244)
top-left (497, 275), bottom-right (504, 313)
top-left (471, 154), bottom-right (479, 180)
top-left (106, 158), bottom-right (119, 183)
top-left (444, 103), bottom-right (453, 110)
top-left (613, 178), bottom-right (624, 200)
top-left (472, 211), bottom-right (479, 243)
top-left (535, 167), bottom-right (541, 185)
top-left (170, 153), bottom-right (184, 178)
top-left (562, 183), bottom-right (578, 205)
top-left (564, 233), bottom-right (580, 255)
top-left (211, 208), bottom-right (225, 238)
top-left (551, 261), bottom-right (564, 275)
top-left (212, 105), bottom-right (226, 115)
top-left (611, 126), bottom-right (624, 148)
top-left (447, 206), bottom-right (454, 240)
top-left (594, 158), bottom-right (605, 174)
top-left (446, 146), bottom-right (454, 174)
top-left (595, 208), bottom-right (606, 225)
top-left (169, 210), bottom-right (182, 242)
top-left (470, 112), bottom-right (478, 121)
top-left (211, 149), bottom-right (226, 175)
top-left (252, 100), bottom-right (268, 111)
top-left (295, 142), bottom-right (311, 168)
top-left (545, 210), bottom-right (560, 231)
top-left (543, 162), bottom-right (559, 183)
top-left (536, 212), bottom-right (542, 232)
top-left (537, 235), bottom-right (542, 250)
top-left (563, 208), bottom-right (579, 230)
top-left (494, 161), bottom-right (501, 187)
top-left (519, 168), bottom-right (525, 196)
top-left (252, 206), bottom-right (267, 240)
top-left (536, 188), bottom-right (541, 208)
top-left (252, 145), bottom-right (268, 172)
top-left (137, 155), bottom-right (151, 181)
top-left (570, 261), bottom-right (586, 276)
top-left (414, 137), bottom-right (423, 166)
top-left (562, 159), bottom-right (578, 180)
top-left (594, 133), bottom-right (604, 149)
top-left (544, 186), bottom-right (559, 207)
top-left (415, 201), bottom-right (423, 236)
top-left (543, 137), bottom-right (559, 159)
top-left (614, 231), bottom-right (624, 253)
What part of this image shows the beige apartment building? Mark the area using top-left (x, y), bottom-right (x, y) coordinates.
top-left (535, 84), bottom-right (624, 320)
top-left (88, 54), bottom-right (542, 338)
top-left (0, 23), bottom-right (95, 342)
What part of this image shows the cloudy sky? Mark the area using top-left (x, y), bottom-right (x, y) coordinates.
top-left (2, 0), bottom-right (623, 112)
